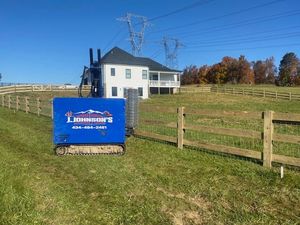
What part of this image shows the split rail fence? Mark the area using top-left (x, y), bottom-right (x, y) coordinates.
top-left (1, 85), bottom-right (299, 169)
top-left (136, 105), bottom-right (300, 168)
top-left (1, 94), bottom-right (53, 117)
top-left (179, 86), bottom-right (211, 93)
top-left (0, 85), bottom-right (90, 117)
top-left (211, 86), bottom-right (300, 101)
top-left (0, 84), bottom-right (90, 95)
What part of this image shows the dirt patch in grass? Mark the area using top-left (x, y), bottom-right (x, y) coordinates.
top-left (173, 210), bottom-right (204, 225)
top-left (157, 187), bottom-right (211, 208)
top-left (157, 187), bottom-right (212, 224)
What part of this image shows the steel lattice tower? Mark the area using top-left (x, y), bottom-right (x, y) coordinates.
top-left (162, 37), bottom-right (183, 69)
top-left (118, 13), bottom-right (149, 56)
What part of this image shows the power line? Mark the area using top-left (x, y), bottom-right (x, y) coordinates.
top-left (178, 10), bottom-right (300, 39)
top-left (148, 15), bottom-right (300, 46)
top-left (185, 25), bottom-right (300, 45)
top-left (103, 28), bottom-right (125, 52)
top-left (144, 25), bottom-right (300, 59)
top-left (148, 0), bottom-right (216, 22)
top-left (186, 31), bottom-right (300, 48)
top-left (148, 0), bottom-right (286, 35)
top-left (110, 0), bottom-right (214, 52)
top-left (181, 43), bottom-right (300, 53)
top-left (150, 49), bottom-right (163, 59)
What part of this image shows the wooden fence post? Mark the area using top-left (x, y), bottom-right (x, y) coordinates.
top-left (263, 89), bottom-right (265, 98)
top-left (25, 97), bottom-right (29, 113)
top-left (275, 91), bottom-right (278, 99)
top-left (16, 96), bottom-right (19, 111)
top-left (263, 111), bottom-right (274, 168)
top-left (8, 95), bottom-right (11, 109)
top-left (37, 97), bottom-right (41, 116)
top-left (289, 92), bottom-right (292, 101)
top-left (177, 107), bottom-right (185, 149)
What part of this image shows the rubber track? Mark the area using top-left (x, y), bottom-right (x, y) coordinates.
top-left (54, 145), bottom-right (125, 156)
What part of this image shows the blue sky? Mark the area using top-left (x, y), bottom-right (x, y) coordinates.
top-left (1, 0), bottom-right (300, 84)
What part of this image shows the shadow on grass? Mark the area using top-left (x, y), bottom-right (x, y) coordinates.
top-left (135, 134), bottom-right (300, 172)
top-left (134, 134), bottom-right (263, 165)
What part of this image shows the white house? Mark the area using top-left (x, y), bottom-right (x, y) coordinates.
top-left (98, 47), bottom-right (181, 99)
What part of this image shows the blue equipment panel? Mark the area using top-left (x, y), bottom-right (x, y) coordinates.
top-left (53, 98), bottom-right (125, 145)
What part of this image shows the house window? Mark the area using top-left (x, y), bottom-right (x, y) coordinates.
top-left (126, 69), bottom-right (131, 79)
top-left (111, 68), bottom-right (115, 76)
top-left (151, 74), bottom-right (158, 80)
top-left (112, 87), bottom-right (118, 97)
top-left (138, 87), bottom-right (143, 97)
top-left (142, 70), bottom-right (148, 79)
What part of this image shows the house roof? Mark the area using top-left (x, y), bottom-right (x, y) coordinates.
top-left (101, 47), bottom-right (181, 73)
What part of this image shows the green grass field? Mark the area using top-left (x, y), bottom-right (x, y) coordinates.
top-left (1, 90), bottom-right (300, 224)
top-left (138, 92), bottom-right (300, 159)
top-left (141, 91), bottom-right (300, 112)
top-left (7, 90), bottom-right (300, 158)
top-left (1, 107), bottom-right (300, 225)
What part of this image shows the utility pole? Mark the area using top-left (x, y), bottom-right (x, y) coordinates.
top-left (118, 13), bottom-right (150, 56)
top-left (162, 37), bottom-right (183, 69)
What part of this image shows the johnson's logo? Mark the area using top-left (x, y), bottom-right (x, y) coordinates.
top-left (65, 109), bottom-right (113, 124)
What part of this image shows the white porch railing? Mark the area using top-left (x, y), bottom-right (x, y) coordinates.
top-left (149, 80), bottom-right (180, 87)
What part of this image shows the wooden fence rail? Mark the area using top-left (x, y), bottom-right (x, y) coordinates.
top-left (136, 106), bottom-right (300, 168)
top-left (0, 95), bottom-right (53, 117)
top-left (0, 92), bottom-right (299, 168)
top-left (211, 86), bottom-right (300, 101)
top-left (180, 86), bottom-right (211, 93)
top-left (0, 84), bottom-right (90, 95)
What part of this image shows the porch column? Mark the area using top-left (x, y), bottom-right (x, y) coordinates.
top-left (158, 72), bottom-right (161, 95)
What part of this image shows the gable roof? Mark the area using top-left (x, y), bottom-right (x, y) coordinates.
top-left (101, 47), bottom-right (181, 73)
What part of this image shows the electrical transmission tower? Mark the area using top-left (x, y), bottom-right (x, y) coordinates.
top-left (162, 37), bottom-right (183, 69)
top-left (118, 13), bottom-right (150, 56)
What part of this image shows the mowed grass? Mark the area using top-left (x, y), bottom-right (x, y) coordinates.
top-left (1, 107), bottom-right (300, 224)
top-left (139, 93), bottom-right (300, 159)
top-left (141, 92), bottom-right (300, 113)
top-left (8, 90), bottom-right (300, 157)
top-left (12, 89), bottom-right (300, 112)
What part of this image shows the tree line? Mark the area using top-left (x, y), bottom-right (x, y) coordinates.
top-left (181, 52), bottom-right (300, 86)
